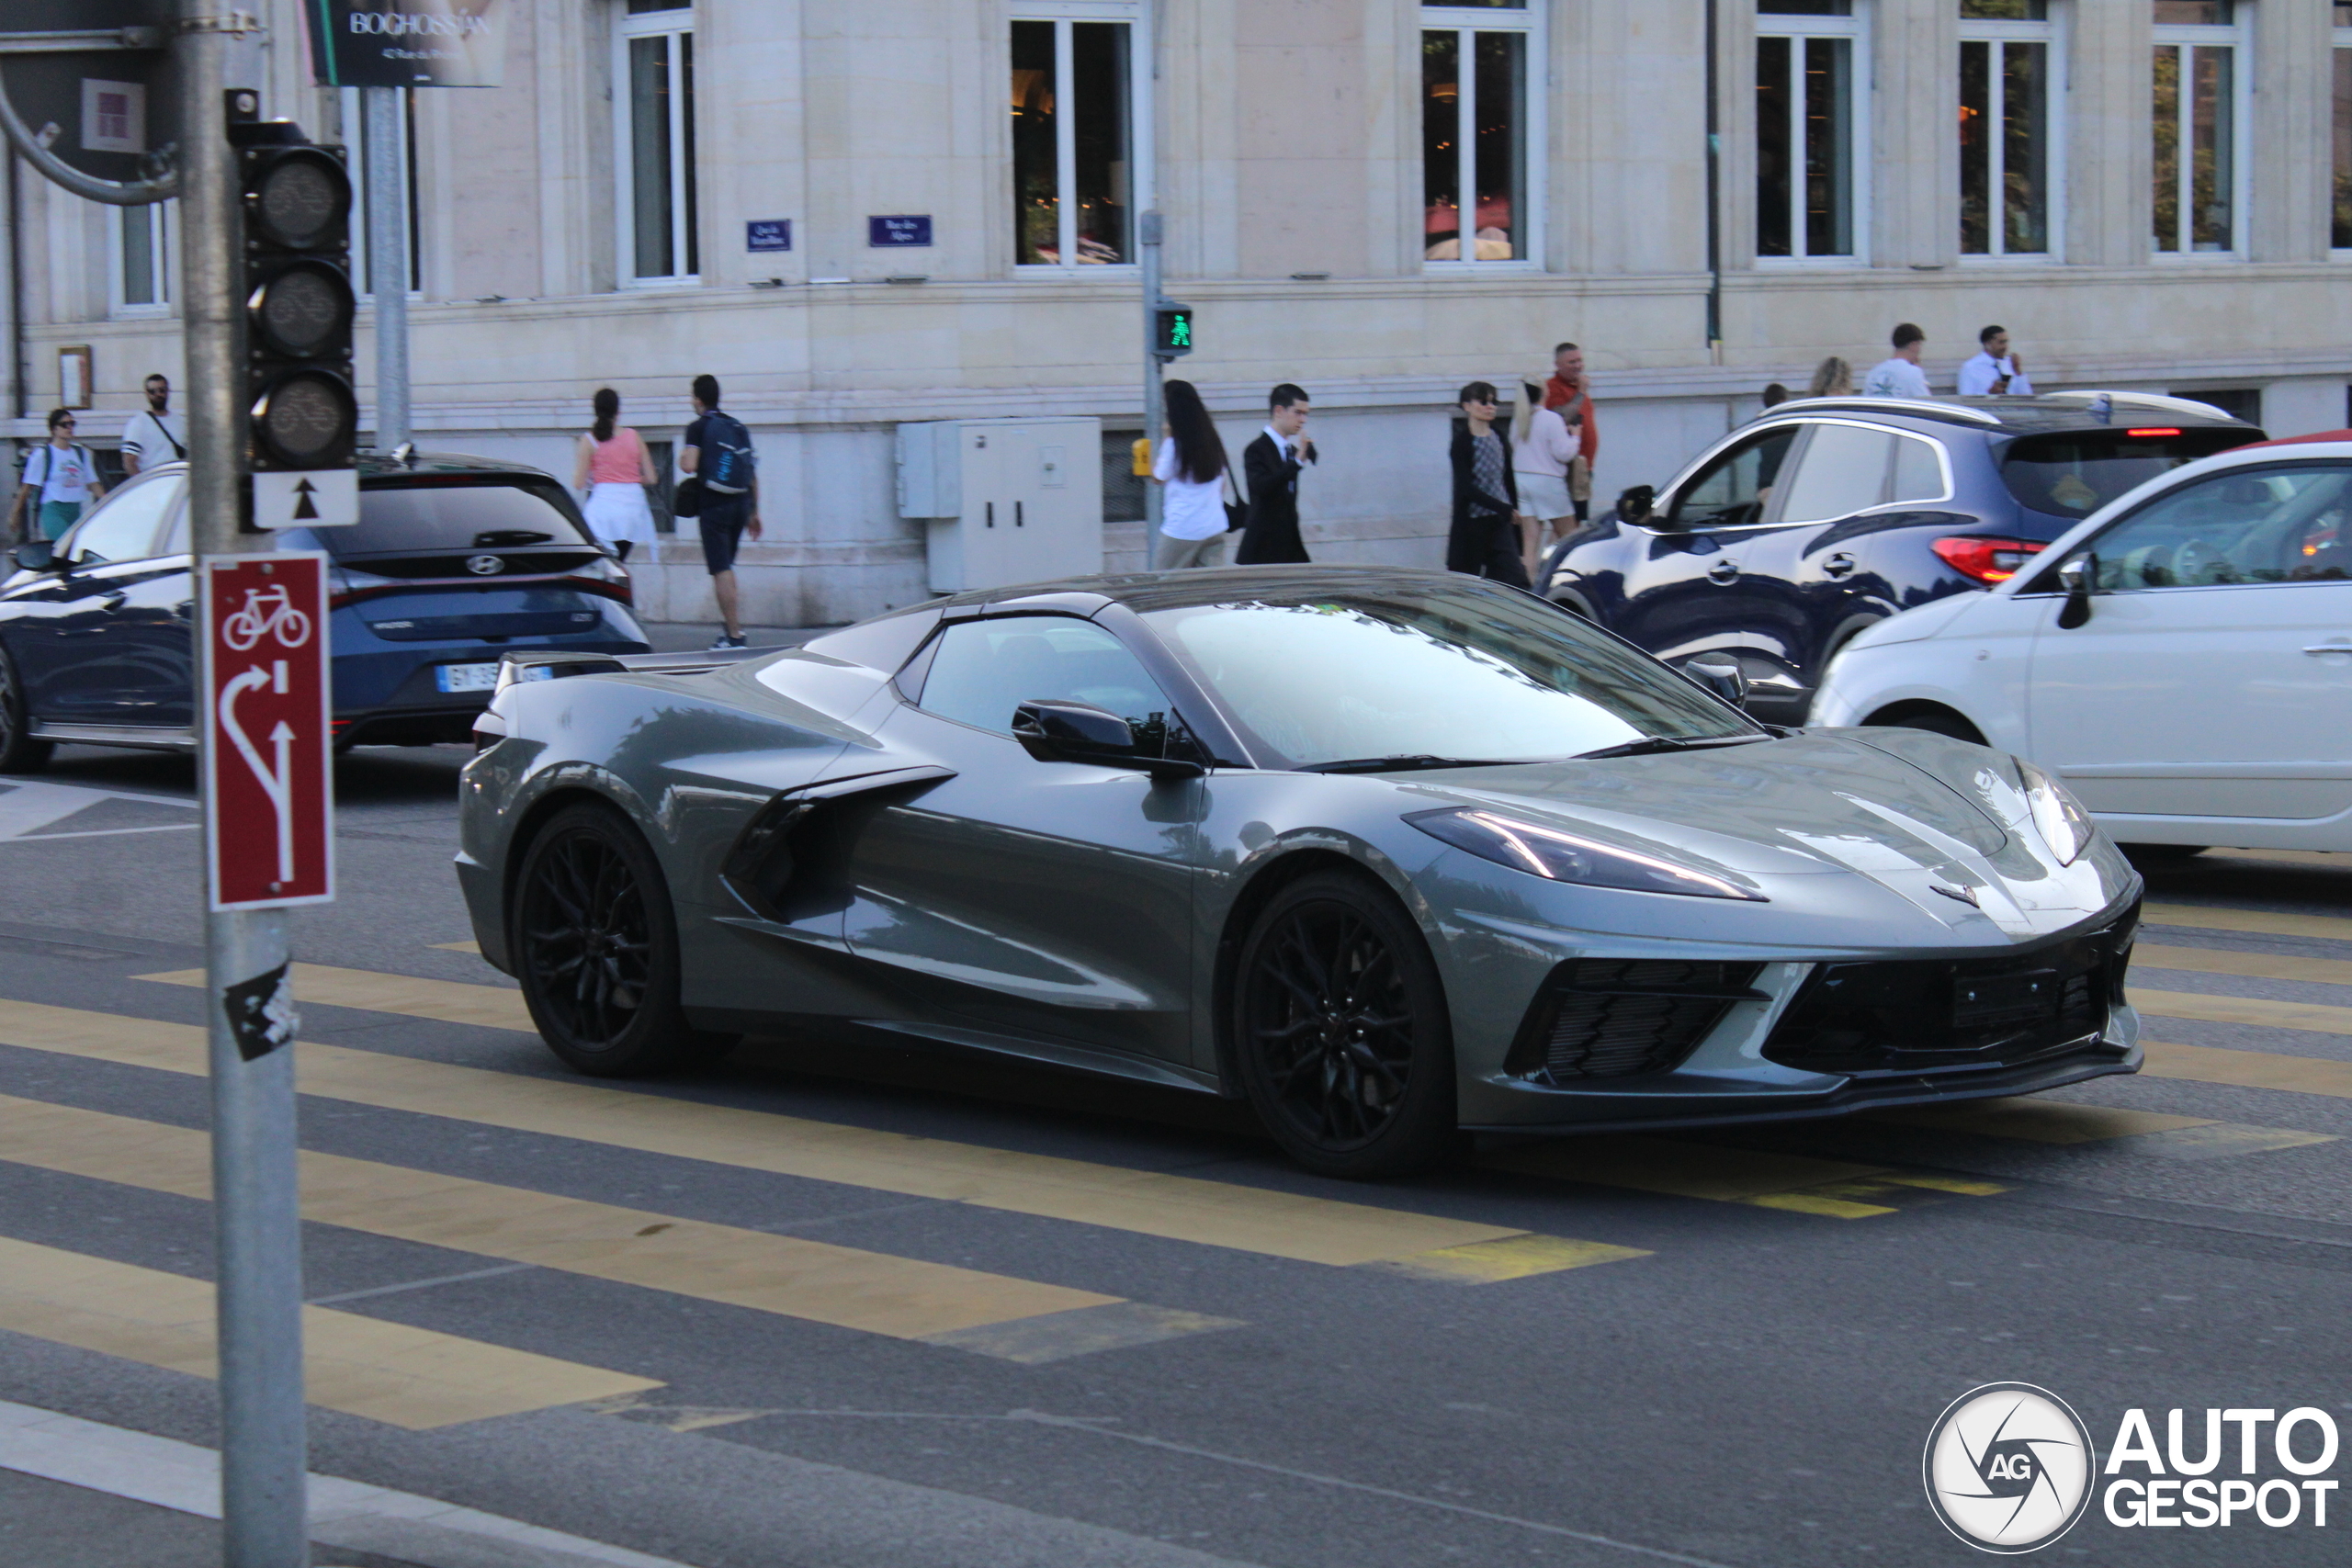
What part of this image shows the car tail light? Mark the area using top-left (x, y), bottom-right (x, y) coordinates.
top-left (559, 553), bottom-right (634, 607)
top-left (2124, 428), bottom-right (2182, 438)
top-left (327, 561), bottom-right (403, 610)
top-left (1933, 536), bottom-right (2047, 585)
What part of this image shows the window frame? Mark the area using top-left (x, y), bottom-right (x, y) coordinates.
top-left (1419, 2), bottom-right (1547, 273)
top-left (337, 86), bottom-right (423, 301)
top-left (2064, 459), bottom-right (2352, 594)
top-left (107, 198), bottom-right (173, 317)
top-left (2332, 12), bottom-right (2352, 257)
top-left (613, 4), bottom-right (700, 289)
top-left (1753, 2), bottom-right (1871, 268)
top-left (1957, 3), bottom-right (2064, 263)
top-left (1010, 2), bottom-right (1144, 275)
top-left (2151, 5), bottom-right (2251, 262)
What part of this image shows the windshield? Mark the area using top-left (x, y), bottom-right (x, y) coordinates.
top-left (327, 479), bottom-right (596, 558)
top-left (1140, 589), bottom-right (1758, 771)
top-left (2000, 428), bottom-right (2255, 521)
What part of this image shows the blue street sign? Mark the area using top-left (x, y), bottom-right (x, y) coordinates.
top-left (868, 214), bottom-right (933, 248)
top-left (746, 219), bottom-right (792, 253)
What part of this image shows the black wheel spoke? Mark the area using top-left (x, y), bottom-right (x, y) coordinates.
top-left (1242, 894), bottom-right (1421, 1157)
top-left (520, 824), bottom-right (658, 1052)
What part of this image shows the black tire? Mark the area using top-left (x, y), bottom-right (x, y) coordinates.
top-left (0, 647), bottom-right (51, 774)
top-left (510, 801), bottom-right (737, 1076)
top-left (1875, 708), bottom-right (1985, 746)
top-left (1231, 870), bottom-right (1460, 1179)
top-left (2120, 843), bottom-right (2209, 863)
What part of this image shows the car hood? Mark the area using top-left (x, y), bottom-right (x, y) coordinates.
top-left (1392, 730), bottom-right (2119, 939)
top-left (1842, 590), bottom-right (1983, 650)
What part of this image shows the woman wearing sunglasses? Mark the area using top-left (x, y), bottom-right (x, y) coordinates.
top-left (9, 409), bottom-right (106, 544)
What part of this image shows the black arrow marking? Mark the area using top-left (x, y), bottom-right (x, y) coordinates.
top-left (290, 477), bottom-right (319, 521)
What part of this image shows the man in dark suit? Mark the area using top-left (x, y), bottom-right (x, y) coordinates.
top-left (1235, 384), bottom-right (1316, 564)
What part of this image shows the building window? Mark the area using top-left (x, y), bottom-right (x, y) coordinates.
top-left (2334, 4), bottom-right (2352, 250)
top-left (112, 201), bottom-right (170, 313)
top-left (338, 87), bottom-right (420, 298)
top-left (1420, 2), bottom-right (1539, 265)
top-left (1012, 14), bottom-right (1133, 267)
top-left (2153, 1), bottom-right (2245, 255)
top-left (616, 2), bottom-right (697, 284)
top-left (1959, 1), bottom-right (2053, 257)
top-left (1756, 0), bottom-right (1864, 262)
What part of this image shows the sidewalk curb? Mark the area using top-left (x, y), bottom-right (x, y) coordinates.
top-left (0, 1399), bottom-right (696, 1568)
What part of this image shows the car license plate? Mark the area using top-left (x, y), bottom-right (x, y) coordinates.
top-left (435, 661), bottom-right (501, 694)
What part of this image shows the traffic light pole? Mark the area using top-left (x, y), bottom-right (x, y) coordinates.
top-left (363, 86), bottom-right (408, 448)
top-left (181, 10), bottom-right (311, 1566)
top-left (1140, 209), bottom-right (1163, 541)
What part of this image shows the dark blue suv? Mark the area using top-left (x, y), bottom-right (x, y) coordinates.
top-left (1537, 394), bottom-right (2262, 724)
top-left (0, 451), bottom-right (649, 769)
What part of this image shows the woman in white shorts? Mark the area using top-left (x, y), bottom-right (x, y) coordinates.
top-left (1149, 379), bottom-right (1237, 570)
top-left (1511, 375), bottom-right (1580, 580)
top-left (572, 388), bottom-right (661, 560)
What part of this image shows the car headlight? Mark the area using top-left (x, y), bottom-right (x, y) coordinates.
top-left (1406, 807), bottom-right (1766, 901)
top-left (2016, 760), bottom-right (2095, 866)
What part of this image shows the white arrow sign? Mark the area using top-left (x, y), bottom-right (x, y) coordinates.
top-left (219, 661), bottom-right (298, 884)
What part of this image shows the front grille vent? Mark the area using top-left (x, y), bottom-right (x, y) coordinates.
top-left (1512, 959), bottom-right (1766, 1083)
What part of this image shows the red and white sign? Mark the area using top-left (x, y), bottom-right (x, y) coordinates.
top-left (202, 554), bottom-right (334, 910)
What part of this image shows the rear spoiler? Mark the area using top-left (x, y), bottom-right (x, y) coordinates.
top-left (492, 645), bottom-right (769, 693)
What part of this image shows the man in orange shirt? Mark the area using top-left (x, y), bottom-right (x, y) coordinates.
top-left (1541, 342), bottom-right (1598, 521)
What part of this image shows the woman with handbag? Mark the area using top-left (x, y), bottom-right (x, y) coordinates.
top-left (1510, 374), bottom-right (1580, 580)
top-left (571, 388), bottom-right (661, 561)
top-left (1148, 379), bottom-right (1238, 570)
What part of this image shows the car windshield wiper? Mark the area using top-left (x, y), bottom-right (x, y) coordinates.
top-left (1295, 754), bottom-right (1521, 774)
top-left (1571, 733), bottom-right (1775, 761)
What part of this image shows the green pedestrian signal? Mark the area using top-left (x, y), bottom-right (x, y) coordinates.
top-left (1153, 302), bottom-right (1195, 359)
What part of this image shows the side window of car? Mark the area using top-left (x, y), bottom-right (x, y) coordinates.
top-left (63, 473), bottom-right (183, 566)
top-left (1775, 423), bottom-right (1895, 524)
top-left (1668, 426), bottom-right (1799, 530)
top-left (2076, 466), bottom-right (2352, 592)
top-left (1888, 433), bottom-right (1948, 505)
top-left (917, 617), bottom-right (1179, 739)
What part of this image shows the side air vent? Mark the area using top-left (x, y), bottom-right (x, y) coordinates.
top-left (720, 765), bottom-right (956, 922)
top-left (1508, 959), bottom-right (1767, 1083)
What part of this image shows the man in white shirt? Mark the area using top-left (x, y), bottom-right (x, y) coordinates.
top-left (1861, 324), bottom-right (1931, 399)
top-left (1955, 325), bottom-right (2034, 397)
top-left (120, 375), bottom-right (187, 475)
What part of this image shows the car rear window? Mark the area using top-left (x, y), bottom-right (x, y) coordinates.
top-left (1999, 428), bottom-right (2256, 520)
top-left (333, 479), bottom-right (595, 558)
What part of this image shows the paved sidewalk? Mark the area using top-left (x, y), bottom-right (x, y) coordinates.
top-left (1, 1468), bottom-right (426, 1568)
top-left (638, 622), bottom-right (827, 653)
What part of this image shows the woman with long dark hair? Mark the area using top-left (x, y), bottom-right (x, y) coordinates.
top-left (1149, 378), bottom-right (1236, 570)
top-left (571, 387), bottom-right (660, 560)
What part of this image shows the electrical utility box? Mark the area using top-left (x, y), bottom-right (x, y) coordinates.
top-left (896, 418), bottom-right (1103, 593)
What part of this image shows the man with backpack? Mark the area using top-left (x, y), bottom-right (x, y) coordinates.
top-left (678, 374), bottom-right (762, 649)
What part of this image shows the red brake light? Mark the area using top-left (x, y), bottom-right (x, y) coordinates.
top-left (1933, 536), bottom-right (2047, 585)
top-left (2124, 427), bottom-right (2181, 438)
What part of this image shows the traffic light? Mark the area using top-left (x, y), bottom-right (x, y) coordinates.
top-left (240, 137), bottom-right (357, 476)
top-left (1153, 300), bottom-right (1194, 360)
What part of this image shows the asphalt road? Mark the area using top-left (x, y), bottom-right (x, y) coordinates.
top-left (2, 740), bottom-right (2348, 1568)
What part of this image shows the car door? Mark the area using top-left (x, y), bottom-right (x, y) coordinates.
top-left (2027, 460), bottom-right (2352, 821)
top-left (1614, 423), bottom-right (1802, 667)
top-left (835, 613), bottom-right (1205, 1064)
top-left (17, 472), bottom-right (187, 722)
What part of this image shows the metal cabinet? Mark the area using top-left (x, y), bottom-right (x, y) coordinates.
top-left (896, 418), bottom-right (1103, 592)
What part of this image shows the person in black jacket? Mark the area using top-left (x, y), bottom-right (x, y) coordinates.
top-left (1447, 382), bottom-right (1528, 586)
top-left (1234, 384), bottom-right (1316, 565)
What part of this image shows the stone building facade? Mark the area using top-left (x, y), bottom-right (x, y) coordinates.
top-left (11, 1), bottom-right (2352, 624)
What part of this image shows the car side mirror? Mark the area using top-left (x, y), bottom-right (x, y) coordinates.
top-left (1012, 699), bottom-right (1204, 780)
top-left (1617, 485), bottom-right (1657, 526)
top-left (1685, 658), bottom-right (1748, 710)
top-left (2056, 555), bottom-right (2095, 629)
top-left (11, 540), bottom-right (55, 573)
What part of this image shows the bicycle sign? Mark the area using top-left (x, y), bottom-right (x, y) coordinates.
top-left (202, 554), bottom-right (334, 909)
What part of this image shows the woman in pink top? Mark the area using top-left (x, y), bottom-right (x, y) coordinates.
top-left (572, 388), bottom-right (661, 560)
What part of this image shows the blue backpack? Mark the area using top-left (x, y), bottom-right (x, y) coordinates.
top-left (699, 411), bottom-right (755, 495)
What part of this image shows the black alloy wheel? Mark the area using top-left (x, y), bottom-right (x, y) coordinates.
top-left (0, 647), bottom-right (51, 774)
top-left (512, 801), bottom-right (735, 1076)
top-left (1233, 870), bottom-right (1459, 1179)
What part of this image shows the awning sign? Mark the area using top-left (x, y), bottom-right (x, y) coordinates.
top-left (307, 2), bottom-right (507, 89)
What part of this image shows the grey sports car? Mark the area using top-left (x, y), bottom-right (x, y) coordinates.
top-left (456, 566), bottom-right (2143, 1178)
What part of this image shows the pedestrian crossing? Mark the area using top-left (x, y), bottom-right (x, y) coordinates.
top-left (6, 887), bottom-right (2351, 1431)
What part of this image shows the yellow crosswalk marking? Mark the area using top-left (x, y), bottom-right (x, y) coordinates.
top-left (1478, 1137), bottom-right (2002, 1219)
top-left (2136, 943), bottom-right (2352, 987)
top-left (0, 999), bottom-right (1614, 1272)
top-left (2144, 1040), bottom-right (2352, 1100)
top-left (2143, 903), bottom-right (2352, 943)
top-left (427, 940), bottom-right (481, 953)
top-left (1869, 1097), bottom-right (2217, 1144)
top-left (0, 1094), bottom-right (1133, 1348)
top-left (1363, 1235), bottom-right (1653, 1282)
top-left (2135, 987), bottom-right (2352, 1037)
top-left (0, 1235), bottom-right (657, 1429)
top-left (141, 964), bottom-right (531, 1032)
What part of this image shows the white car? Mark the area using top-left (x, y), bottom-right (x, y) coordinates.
top-left (1811, 433), bottom-right (2352, 856)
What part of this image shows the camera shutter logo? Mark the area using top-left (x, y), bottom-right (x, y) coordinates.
top-left (1923, 1383), bottom-right (2095, 1553)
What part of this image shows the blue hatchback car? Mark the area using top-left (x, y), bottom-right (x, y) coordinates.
top-left (0, 450), bottom-right (649, 769)
top-left (1536, 393), bottom-right (2262, 724)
